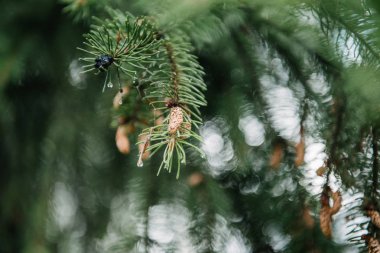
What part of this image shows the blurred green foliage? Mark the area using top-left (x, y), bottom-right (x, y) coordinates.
top-left (1, 0), bottom-right (380, 253)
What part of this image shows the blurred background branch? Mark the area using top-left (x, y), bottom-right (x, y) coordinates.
top-left (1, 0), bottom-right (380, 252)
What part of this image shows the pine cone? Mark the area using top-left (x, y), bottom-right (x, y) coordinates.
top-left (270, 143), bottom-right (284, 169)
top-left (330, 191), bottom-right (342, 215)
top-left (187, 172), bottom-right (204, 187)
top-left (168, 107), bottom-right (183, 134)
top-left (316, 166), bottom-right (327, 177)
top-left (368, 210), bottom-right (380, 229)
top-left (368, 237), bottom-right (380, 253)
top-left (294, 139), bottom-right (305, 167)
top-left (320, 206), bottom-right (332, 238)
top-left (115, 125), bottom-right (131, 154)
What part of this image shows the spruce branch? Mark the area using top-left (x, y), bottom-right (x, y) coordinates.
top-left (61, 0), bottom-right (106, 21)
top-left (135, 30), bottom-right (207, 178)
top-left (310, 2), bottom-right (380, 67)
top-left (344, 128), bottom-right (380, 251)
top-left (78, 10), bottom-right (207, 178)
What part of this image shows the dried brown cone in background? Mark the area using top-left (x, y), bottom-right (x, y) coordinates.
top-left (365, 236), bottom-right (380, 253)
top-left (368, 210), bottom-right (380, 229)
top-left (270, 143), bottom-right (284, 169)
top-left (294, 138), bottom-right (305, 167)
top-left (168, 106), bottom-right (183, 134)
top-left (316, 166), bottom-right (327, 177)
top-left (187, 172), bottom-right (204, 187)
top-left (294, 126), bottom-right (305, 167)
top-left (319, 206), bottom-right (332, 238)
top-left (115, 125), bottom-right (131, 154)
top-left (319, 187), bottom-right (342, 238)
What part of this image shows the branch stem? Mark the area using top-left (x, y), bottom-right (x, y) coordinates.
top-left (164, 42), bottom-right (180, 101)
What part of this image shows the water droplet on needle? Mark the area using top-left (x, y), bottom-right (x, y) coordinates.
top-left (107, 82), bottom-right (113, 88)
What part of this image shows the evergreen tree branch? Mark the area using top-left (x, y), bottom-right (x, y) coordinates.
top-left (78, 10), bottom-right (207, 178)
top-left (310, 2), bottom-right (380, 66)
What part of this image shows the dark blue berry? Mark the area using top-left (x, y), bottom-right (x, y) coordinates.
top-left (94, 55), bottom-right (114, 70)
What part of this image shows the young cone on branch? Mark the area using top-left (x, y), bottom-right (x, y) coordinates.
top-left (168, 106), bottom-right (183, 134)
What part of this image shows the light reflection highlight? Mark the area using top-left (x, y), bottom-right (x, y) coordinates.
top-left (200, 118), bottom-right (235, 176)
top-left (262, 222), bottom-right (291, 251)
top-left (52, 182), bottom-right (78, 231)
top-left (69, 60), bottom-right (87, 89)
top-left (308, 72), bottom-right (331, 97)
top-left (238, 114), bottom-right (265, 146)
top-left (260, 78), bottom-right (300, 142)
top-left (212, 214), bottom-right (252, 253)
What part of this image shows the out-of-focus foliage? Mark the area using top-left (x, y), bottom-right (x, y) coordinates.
top-left (1, 0), bottom-right (380, 253)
